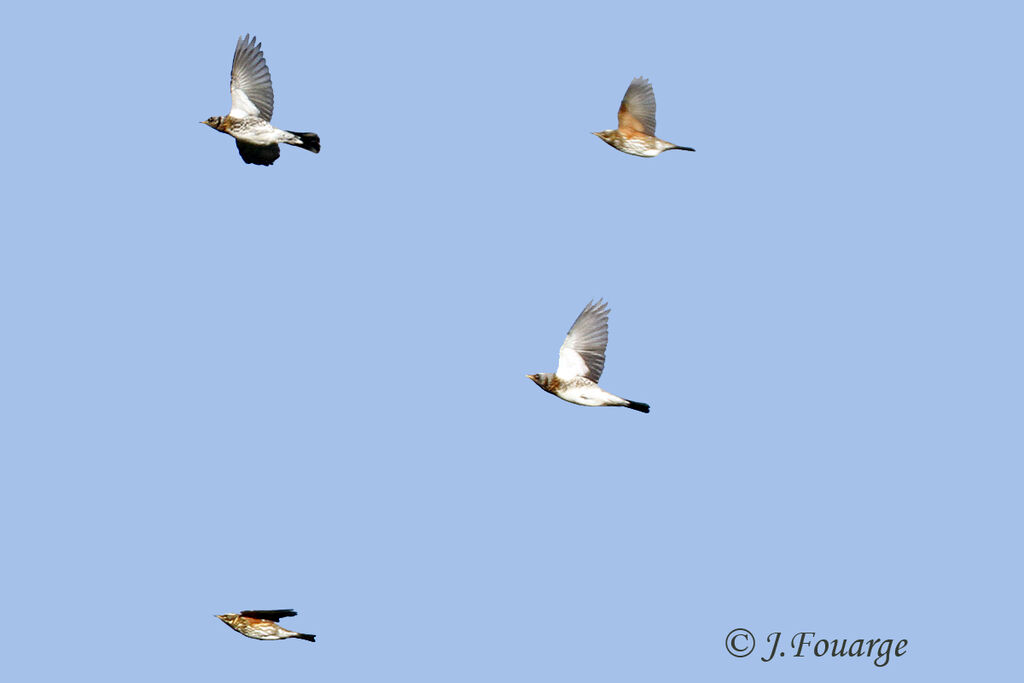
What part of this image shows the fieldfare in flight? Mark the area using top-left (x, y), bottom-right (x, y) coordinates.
top-left (594, 77), bottom-right (694, 157)
top-left (202, 35), bottom-right (320, 165)
top-left (527, 300), bottom-right (650, 412)
top-left (215, 609), bottom-right (316, 642)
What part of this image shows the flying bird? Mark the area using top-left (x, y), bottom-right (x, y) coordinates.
top-left (215, 609), bottom-right (316, 642)
top-left (593, 77), bottom-right (694, 157)
top-left (527, 300), bottom-right (650, 413)
top-left (202, 35), bottom-right (320, 165)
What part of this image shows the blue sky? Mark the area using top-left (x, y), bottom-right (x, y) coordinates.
top-left (2, 1), bottom-right (1021, 680)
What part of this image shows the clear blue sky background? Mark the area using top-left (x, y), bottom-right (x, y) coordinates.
top-left (2, 1), bottom-right (1021, 680)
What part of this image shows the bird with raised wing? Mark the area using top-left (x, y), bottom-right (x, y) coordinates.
top-left (527, 300), bottom-right (650, 412)
top-left (202, 35), bottom-right (320, 165)
top-left (594, 77), bottom-right (694, 157)
top-left (215, 609), bottom-right (316, 642)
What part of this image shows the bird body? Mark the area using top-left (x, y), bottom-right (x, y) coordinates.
top-left (597, 129), bottom-right (686, 157)
top-left (528, 373), bottom-right (645, 410)
top-left (205, 117), bottom-right (301, 146)
top-left (203, 35), bottom-right (320, 165)
top-left (527, 300), bottom-right (650, 413)
top-left (216, 609), bottom-right (316, 642)
top-left (594, 77), bottom-right (693, 157)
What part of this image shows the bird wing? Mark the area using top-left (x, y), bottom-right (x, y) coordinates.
top-left (229, 34), bottom-right (274, 121)
top-left (556, 300), bottom-right (610, 382)
top-left (240, 609), bottom-right (297, 622)
top-left (617, 77), bottom-right (657, 135)
top-left (236, 141), bottom-right (281, 166)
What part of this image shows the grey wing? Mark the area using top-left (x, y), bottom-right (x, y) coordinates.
top-left (618, 77), bottom-right (657, 135)
top-left (556, 299), bottom-right (610, 382)
top-left (229, 34), bottom-right (274, 121)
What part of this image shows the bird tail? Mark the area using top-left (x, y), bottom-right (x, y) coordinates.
top-left (294, 632), bottom-right (316, 642)
top-left (669, 145), bottom-right (695, 152)
top-left (625, 400), bottom-right (650, 413)
top-left (287, 131), bottom-right (321, 153)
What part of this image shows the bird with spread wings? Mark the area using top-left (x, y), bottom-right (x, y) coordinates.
top-left (202, 35), bottom-right (320, 165)
top-left (593, 77), bottom-right (694, 157)
top-left (527, 300), bottom-right (650, 412)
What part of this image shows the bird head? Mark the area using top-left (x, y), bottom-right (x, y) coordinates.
top-left (592, 130), bottom-right (616, 143)
top-left (215, 613), bottom-right (237, 623)
top-left (526, 373), bottom-right (553, 390)
top-left (201, 116), bottom-right (224, 130)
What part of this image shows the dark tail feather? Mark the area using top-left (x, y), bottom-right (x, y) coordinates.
top-left (287, 131), bottom-right (321, 153)
top-left (625, 401), bottom-right (651, 413)
top-left (294, 632), bottom-right (316, 642)
top-left (670, 145), bottom-right (695, 152)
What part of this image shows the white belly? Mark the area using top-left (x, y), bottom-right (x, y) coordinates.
top-left (558, 383), bottom-right (628, 407)
top-left (234, 119), bottom-right (290, 145)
